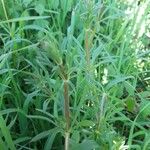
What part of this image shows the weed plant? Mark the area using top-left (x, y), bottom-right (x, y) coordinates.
top-left (0, 0), bottom-right (150, 149)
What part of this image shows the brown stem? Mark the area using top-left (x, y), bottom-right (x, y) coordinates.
top-left (84, 29), bottom-right (94, 73)
top-left (59, 61), bottom-right (70, 150)
top-left (59, 64), bottom-right (70, 129)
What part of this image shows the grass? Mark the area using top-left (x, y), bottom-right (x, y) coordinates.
top-left (0, 0), bottom-right (150, 149)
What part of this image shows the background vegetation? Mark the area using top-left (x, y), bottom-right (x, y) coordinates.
top-left (0, 0), bottom-right (150, 149)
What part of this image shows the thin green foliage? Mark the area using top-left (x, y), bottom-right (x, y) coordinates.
top-left (0, 0), bottom-right (150, 149)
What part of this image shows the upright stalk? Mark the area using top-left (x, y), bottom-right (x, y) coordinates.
top-left (85, 29), bottom-right (91, 68)
top-left (59, 65), bottom-right (70, 150)
top-left (1, 0), bottom-right (11, 31)
top-left (96, 93), bottom-right (107, 140)
top-left (64, 127), bottom-right (70, 150)
top-left (64, 79), bottom-right (70, 150)
top-left (43, 39), bottom-right (70, 149)
top-left (84, 28), bottom-right (95, 74)
top-left (64, 80), bottom-right (70, 131)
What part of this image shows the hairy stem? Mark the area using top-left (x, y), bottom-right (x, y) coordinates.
top-left (85, 29), bottom-right (91, 68)
top-left (65, 132), bottom-right (70, 150)
top-left (64, 79), bottom-right (70, 150)
top-left (64, 80), bottom-right (70, 131)
top-left (97, 93), bottom-right (107, 131)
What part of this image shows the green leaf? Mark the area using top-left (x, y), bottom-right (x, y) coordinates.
top-left (124, 81), bottom-right (135, 96)
top-left (0, 53), bottom-right (9, 69)
top-left (35, 3), bottom-right (45, 15)
top-left (0, 115), bottom-right (16, 150)
top-left (125, 97), bottom-right (136, 112)
top-left (33, 19), bottom-right (49, 28)
top-left (19, 10), bottom-right (29, 28)
top-left (0, 16), bottom-right (50, 24)
top-left (140, 100), bottom-right (150, 118)
top-left (44, 129), bottom-right (60, 150)
top-left (139, 91), bottom-right (150, 98)
top-left (23, 0), bottom-right (32, 7)
top-left (31, 128), bottom-right (59, 142)
top-left (106, 76), bottom-right (134, 90)
top-left (60, 0), bottom-right (73, 12)
top-left (0, 136), bottom-right (7, 150)
top-left (31, 130), bottom-right (50, 142)
top-left (71, 131), bottom-right (80, 143)
top-left (42, 40), bottom-right (62, 65)
top-left (71, 140), bottom-right (99, 150)
top-left (14, 137), bottom-right (31, 145)
top-left (51, 0), bottom-right (59, 9)
top-left (78, 120), bottom-right (95, 127)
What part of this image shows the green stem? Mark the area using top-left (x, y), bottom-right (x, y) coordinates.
top-left (85, 29), bottom-right (91, 69)
top-left (65, 132), bottom-right (70, 150)
top-left (1, 0), bottom-right (11, 31)
top-left (96, 93), bottom-right (107, 138)
top-left (64, 80), bottom-right (70, 131)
